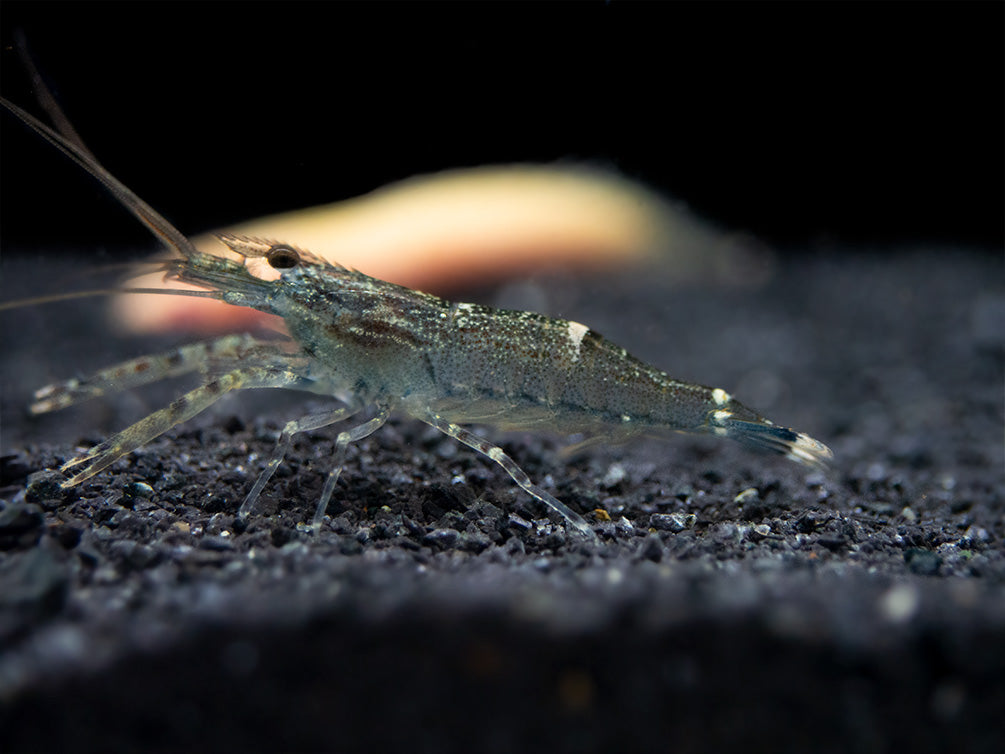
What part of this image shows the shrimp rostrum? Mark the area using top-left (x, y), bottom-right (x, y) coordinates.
top-left (1, 98), bottom-right (832, 539)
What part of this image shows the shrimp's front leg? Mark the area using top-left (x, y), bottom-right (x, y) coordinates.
top-left (59, 366), bottom-right (309, 487)
top-left (31, 334), bottom-right (288, 414)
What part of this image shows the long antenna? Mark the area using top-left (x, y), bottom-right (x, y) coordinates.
top-left (0, 98), bottom-right (201, 259)
top-left (13, 30), bottom-right (95, 159)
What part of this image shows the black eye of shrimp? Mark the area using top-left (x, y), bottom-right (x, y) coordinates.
top-left (267, 245), bottom-right (300, 269)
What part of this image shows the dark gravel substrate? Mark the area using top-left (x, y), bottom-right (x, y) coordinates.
top-left (1, 250), bottom-right (1002, 753)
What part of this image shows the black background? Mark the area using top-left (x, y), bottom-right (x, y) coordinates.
top-left (2, 1), bottom-right (1002, 255)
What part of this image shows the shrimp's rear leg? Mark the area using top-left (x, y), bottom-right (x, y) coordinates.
top-left (59, 366), bottom-right (307, 487)
top-left (421, 411), bottom-right (597, 540)
top-left (236, 404), bottom-right (363, 521)
top-left (311, 407), bottom-right (391, 532)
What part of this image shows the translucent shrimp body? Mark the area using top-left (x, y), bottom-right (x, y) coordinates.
top-left (2, 98), bottom-right (832, 539)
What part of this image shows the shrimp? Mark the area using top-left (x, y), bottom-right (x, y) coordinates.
top-left (1, 97), bottom-right (832, 540)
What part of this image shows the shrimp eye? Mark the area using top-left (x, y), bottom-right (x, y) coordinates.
top-left (267, 244), bottom-right (300, 269)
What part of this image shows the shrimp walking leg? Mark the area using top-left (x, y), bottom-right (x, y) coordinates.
top-left (31, 334), bottom-right (291, 414)
top-left (421, 411), bottom-right (596, 539)
top-left (237, 404), bottom-right (363, 520)
top-left (311, 407), bottom-right (392, 531)
top-left (59, 366), bottom-right (308, 486)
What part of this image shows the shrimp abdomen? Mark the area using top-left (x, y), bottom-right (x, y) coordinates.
top-left (422, 307), bottom-right (832, 467)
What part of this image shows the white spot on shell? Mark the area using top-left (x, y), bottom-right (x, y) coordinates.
top-left (713, 410), bottom-right (732, 424)
top-left (712, 388), bottom-right (731, 406)
top-left (566, 320), bottom-right (589, 362)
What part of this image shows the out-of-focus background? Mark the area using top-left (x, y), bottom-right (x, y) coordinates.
top-left (2, 1), bottom-right (1001, 259)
